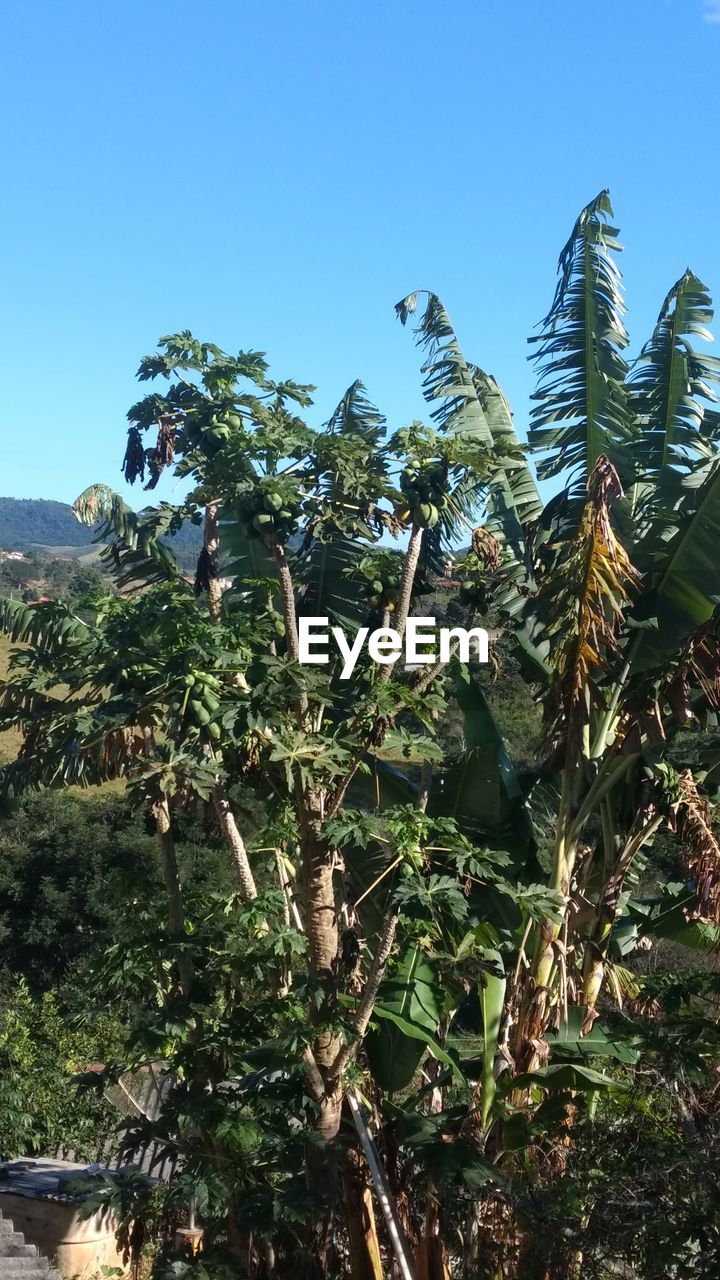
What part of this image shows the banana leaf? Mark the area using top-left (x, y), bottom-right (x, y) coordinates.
top-left (629, 459), bottom-right (720, 672)
top-left (366, 944), bottom-right (442, 1093)
top-left (429, 666), bottom-right (537, 867)
top-left (479, 947), bottom-right (506, 1127)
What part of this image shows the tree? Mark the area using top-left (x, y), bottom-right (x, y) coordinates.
top-left (2, 192), bottom-right (720, 1279)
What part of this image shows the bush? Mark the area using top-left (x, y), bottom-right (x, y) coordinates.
top-left (0, 977), bottom-right (122, 1158)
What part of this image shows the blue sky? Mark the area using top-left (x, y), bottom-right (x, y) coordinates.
top-left (1, 0), bottom-right (719, 506)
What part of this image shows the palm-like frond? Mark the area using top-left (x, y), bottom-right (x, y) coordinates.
top-left (396, 292), bottom-right (494, 444)
top-left (73, 484), bottom-right (185, 590)
top-left (470, 365), bottom-right (542, 587)
top-left (396, 291), bottom-right (541, 579)
top-left (326, 378), bottom-right (386, 441)
top-left (528, 190), bottom-right (634, 513)
top-left (299, 534), bottom-right (369, 629)
top-left (312, 380), bottom-right (389, 539)
top-left (629, 457), bottom-right (720, 673)
top-left (471, 367), bottom-right (543, 528)
top-left (218, 502), bottom-right (277, 590)
top-left (430, 668), bottom-right (537, 865)
top-left (0, 597), bottom-right (93, 651)
top-left (297, 381), bottom-right (388, 623)
top-left (628, 269), bottom-right (720, 477)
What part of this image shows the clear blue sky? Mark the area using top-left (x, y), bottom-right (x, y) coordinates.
top-left (1, 0), bottom-right (719, 506)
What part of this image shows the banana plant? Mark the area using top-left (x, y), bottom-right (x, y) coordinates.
top-left (397, 191), bottom-right (720, 1087)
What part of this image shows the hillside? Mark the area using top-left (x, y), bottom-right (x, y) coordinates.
top-left (0, 497), bottom-right (95, 548)
top-left (0, 496), bottom-right (202, 571)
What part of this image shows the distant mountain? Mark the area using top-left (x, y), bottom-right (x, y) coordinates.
top-left (0, 496), bottom-right (202, 571)
top-left (0, 497), bottom-right (96, 549)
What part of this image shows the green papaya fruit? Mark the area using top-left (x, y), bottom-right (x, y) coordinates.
top-left (189, 699), bottom-right (211, 726)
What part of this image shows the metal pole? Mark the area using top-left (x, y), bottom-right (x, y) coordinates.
top-left (347, 1089), bottom-right (416, 1280)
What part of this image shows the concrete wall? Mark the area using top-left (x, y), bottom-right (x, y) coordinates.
top-left (0, 1193), bottom-right (126, 1279)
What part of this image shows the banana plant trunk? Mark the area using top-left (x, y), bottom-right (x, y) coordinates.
top-left (514, 774), bottom-right (580, 1070)
top-left (415, 1238), bottom-right (452, 1280)
top-left (343, 1144), bottom-right (383, 1280)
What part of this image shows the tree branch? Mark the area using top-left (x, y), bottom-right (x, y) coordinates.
top-left (269, 537), bottom-right (301, 663)
top-left (376, 523), bottom-right (424, 684)
top-left (330, 910), bottom-right (399, 1082)
top-left (212, 782), bottom-right (261, 904)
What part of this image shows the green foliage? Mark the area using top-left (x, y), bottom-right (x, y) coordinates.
top-left (0, 791), bottom-right (159, 987)
top-left (366, 944), bottom-right (443, 1092)
top-left (513, 1087), bottom-right (720, 1279)
top-left (3, 190), bottom-right (720, 1280)
top-left (0, 976), bottom-right (120, 1158)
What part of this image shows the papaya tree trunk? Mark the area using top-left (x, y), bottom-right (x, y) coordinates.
top-left (203, 501), bottom-right (223, 624)
top-left (377, 523), bottom-right (423, 684)
top-left (212, 782), bottom-right (260, 902)
top-left (299, 796), bottom-right (343, 1224)
top-left (201, 503), bottom-right (264, 906)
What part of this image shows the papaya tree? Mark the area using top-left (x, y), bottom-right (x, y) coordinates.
top-left (0, 338), bottom-right (532, 1273)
